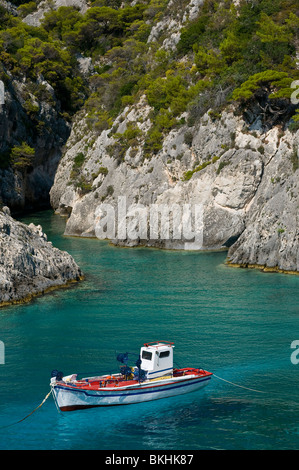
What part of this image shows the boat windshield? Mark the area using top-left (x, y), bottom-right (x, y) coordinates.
top-left (142, 351), bottom-right (152, 360)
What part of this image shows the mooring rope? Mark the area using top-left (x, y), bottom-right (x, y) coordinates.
top-left (213, 374), bottom-right (266, 394)
top-left (0, 390), bottom-right (52, 430)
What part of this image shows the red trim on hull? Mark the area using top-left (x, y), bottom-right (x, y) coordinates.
top-left (56, 370), bottom-right (213, 393)
top-left (56, 375), bottom-right (213, 411)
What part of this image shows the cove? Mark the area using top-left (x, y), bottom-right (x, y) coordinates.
top-left (0, 210), bottom-right (299, 450)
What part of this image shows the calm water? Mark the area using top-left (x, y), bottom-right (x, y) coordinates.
top-left (0, 210), bottom-right (299, 450)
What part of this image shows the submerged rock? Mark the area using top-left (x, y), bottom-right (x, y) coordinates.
top-left (0, 210), bottom-right (82, 307)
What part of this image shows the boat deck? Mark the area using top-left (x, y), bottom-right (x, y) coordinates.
top-left (55, 368), bottom-right (212, 391)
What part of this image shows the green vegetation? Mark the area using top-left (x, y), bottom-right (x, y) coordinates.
top-left (109, 123), bottom-right (142, 163)
top-left (70, 152), bottom-right (85, 181)
top-left (1, 0), bottom-right (299, 172)
top-left (10, 142), bottom-right (35, 170)
top-left (75, 176), bottom-right (93, 196)
top-left (231, 70), bottom-right (296, 101)
top-left (177, 0), bottom-right (299, 121)
top-left (290, 146), bottom-right (299, 171)
top-left (97, 167), bottom-right (109, 176)
top-left (73, 152), bottom-right (85, 169)
top-left (183, 156), bottom-right (220, 181)
top-left (216, 159), bottom-right (230, 175)
top-left (17, 2), bottom-right (38, 18)
top-left (0, 13), bottom-right (86, 113)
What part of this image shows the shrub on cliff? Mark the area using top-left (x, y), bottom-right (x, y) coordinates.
top-left (176, 0), bottom-right (299, 118)
top-left (231, 71), bottom-right (293, 101)
top-left (10, 142), bottom-right (35, 170)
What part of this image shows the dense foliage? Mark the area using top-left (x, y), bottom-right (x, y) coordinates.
top-left (178, 0), bottom-right (299, 121)
top-left (0, 0), bottom-right (299, 170)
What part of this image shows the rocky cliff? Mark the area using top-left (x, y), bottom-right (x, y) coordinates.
top-left (48, 0), bottom-right (299, 274)
top-left (0, 78), bottom-right (70, 211)
top-left (1, 0), bottom-right (298, 276)
top-left (22, 0), bottom-right (88, 27)
top-left (0, 206), bottom-right (82, 307)
top-left (0, 0), bottom-right (88, 212)
top-left (50, 98), bottom-right (299, 273)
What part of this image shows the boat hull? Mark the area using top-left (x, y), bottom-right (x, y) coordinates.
top-left (52, 375), bottom-right (212, 411)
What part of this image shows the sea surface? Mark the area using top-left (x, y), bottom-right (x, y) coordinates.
top-left (0, 210), bottom-right (299, 450)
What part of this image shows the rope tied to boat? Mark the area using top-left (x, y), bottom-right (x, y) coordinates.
top-left (212, 374), bottom-right (266, 394)
top-left (0, 390), bottom-right (52, 430)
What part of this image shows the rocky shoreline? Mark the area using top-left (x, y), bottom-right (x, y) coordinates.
top-left (0, 0), bottom-right (298, 292)
top-left (226, 261), bottom-right (299, 276)
top-left (0, 207), bottom-right (82, 307)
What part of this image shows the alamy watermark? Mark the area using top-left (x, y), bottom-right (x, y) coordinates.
top-left (0, 80), bottom-right (5, 105)
top-left (94, 196), bottom-right (204, 249)
top-left (0, 341), bottom-right (4, 365)
top-left (290, 340), bottom-right (299, 365)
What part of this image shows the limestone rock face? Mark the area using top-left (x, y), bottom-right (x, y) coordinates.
top-left (24, 0), bottom-right (296, 274)
top-left (0, 79), bottom-right (70, 211)
top-left (227, 131), bottom-right (299, 272)
top-left (50, 93), bottom-right (299, 272)
top-left (155, 148), bottom-right (264, 250)
top-left (0, 210), bottom-right (82, 306)
top-left (22, 0), bottom-right (89, 27)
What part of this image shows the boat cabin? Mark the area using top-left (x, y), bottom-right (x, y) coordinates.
top-left (140, 342), bottom-right (174, 379)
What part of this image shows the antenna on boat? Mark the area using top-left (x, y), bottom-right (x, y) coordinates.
top-left (116, 352), bottom-right (132, 380)
top-left (116, 352), bottom-right (129, 364)
top-left (136, 356), bottom-right (142, 383)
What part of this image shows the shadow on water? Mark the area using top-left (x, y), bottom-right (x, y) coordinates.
top-left (46, 389), bottom-right (250, 450)
top-left (44, 385), bottom-right (288, 451)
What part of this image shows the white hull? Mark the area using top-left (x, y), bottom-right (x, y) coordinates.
top-left (52, 375), bottom-right (212, 411)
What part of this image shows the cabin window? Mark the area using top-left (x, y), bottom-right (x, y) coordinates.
top-left (142, 351), bottom-right (152, 361)
top-left (159, 351), bottom-right (170, 359)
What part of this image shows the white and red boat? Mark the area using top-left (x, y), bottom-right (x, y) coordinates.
top-left (50, 341), bottom-right (212, 412)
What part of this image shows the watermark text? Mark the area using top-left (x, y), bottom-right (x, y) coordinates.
top-left (0, 341), bottom-right (4, 365)
top-left (95, 196), bottom-right (204, 249)
top-left (290, 340), bottom-right (299, 365)
top-left (0, 80), bottom-right (4, 105)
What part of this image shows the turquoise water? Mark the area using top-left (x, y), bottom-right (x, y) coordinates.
top-left (0, 210), bottom-right (299, 450)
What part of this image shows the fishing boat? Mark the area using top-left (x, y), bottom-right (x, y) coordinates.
top-left (50, 341), bottom-right (212, 411)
